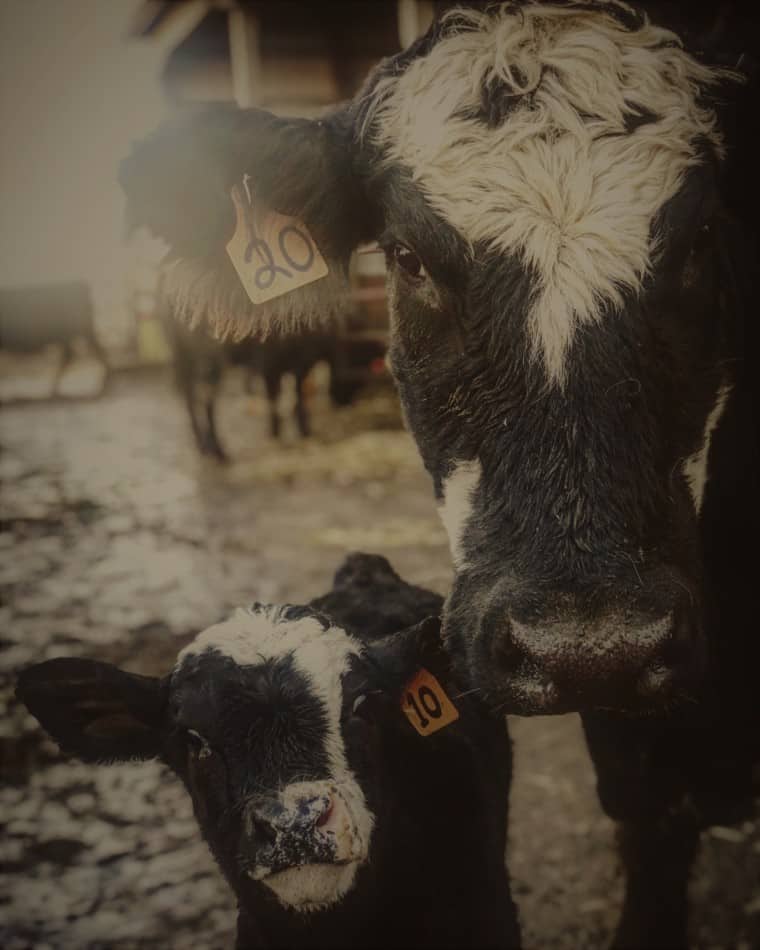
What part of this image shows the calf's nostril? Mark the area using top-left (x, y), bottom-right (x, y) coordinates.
top-left (252, 816), bottom-right (277, 845)
top-left (316, 799), bottom-right (334, 829)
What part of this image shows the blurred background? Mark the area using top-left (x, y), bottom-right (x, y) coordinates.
top-left (1, 2), bottom-right (758, 948)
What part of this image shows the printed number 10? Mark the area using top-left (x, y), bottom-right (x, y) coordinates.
top-left (406, 685), bottom-right (443, 729)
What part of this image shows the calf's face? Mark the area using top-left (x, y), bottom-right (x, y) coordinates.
top-left (169, 605), bottom-right (375, 911)
top-left (17, 606), bottom-right (446, 913)
top-left (120, 4), bottom-right (743, 714)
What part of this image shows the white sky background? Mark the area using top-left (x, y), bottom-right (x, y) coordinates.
top-left (0, 0), bottom-right (171, 341)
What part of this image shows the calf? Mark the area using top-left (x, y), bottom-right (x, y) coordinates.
top-left (120, 2), bottom-right (758, 943)
top-left (17, 553), bottom-right (520, 949)
top-left (0, 281), bottom-right (109, 394)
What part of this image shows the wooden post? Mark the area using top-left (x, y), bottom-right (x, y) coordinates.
top-left (228, 5), bottom-right (262, 107)
top-left (397, 0), bottom-right (435, 49)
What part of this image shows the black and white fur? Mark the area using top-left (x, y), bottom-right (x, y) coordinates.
top-left (17, 553), bottom-right (520, 950)
top-left (119, 2), bottom-right (758, 944)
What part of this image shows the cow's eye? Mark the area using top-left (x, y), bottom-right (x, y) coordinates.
top-left (186, 728), bottom-right (212, 760)
top-left (390, 243), bottom-right (427, 281)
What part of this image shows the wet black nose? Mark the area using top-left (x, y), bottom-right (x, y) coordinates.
top-left (489, 597), bottom-right (703, 709)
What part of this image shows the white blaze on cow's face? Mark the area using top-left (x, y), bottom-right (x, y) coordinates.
top-left (177, 606), bottom-right (374, 911)
top-left (438, 459), bottom-right (482, 569)
top-left (367, 3), bottom-right (728, 384)
top-left (682, 383), bottom-right (732, 516)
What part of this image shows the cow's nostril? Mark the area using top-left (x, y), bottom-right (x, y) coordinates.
top-left (659, 611), bottom-right (694, 670)
top-left (637, 663), bottom-right (674, 700)
top-left (493, 642), bottom-right (520, 673)
top-left (638, 608), bottom-right (700, 699)
top-left (490, 622), bottom-right (519, 672)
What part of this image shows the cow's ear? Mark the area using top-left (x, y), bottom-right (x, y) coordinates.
top-left (119, 104), bottom-right (373, 341)
top-left (16, 659), bottom-right (167, 763)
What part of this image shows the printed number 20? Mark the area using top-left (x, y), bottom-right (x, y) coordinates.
top-left (406, 685), bottom-right (442, 730)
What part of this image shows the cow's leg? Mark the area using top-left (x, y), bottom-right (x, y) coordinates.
top-left (613, 812), bottom-right (698, 949)
top-left (294, 368), bottom-right (311, 438)
top-left (582, 713), bottom-right (700, 949)
top-left (179, 377), bottom-right (207, 455)
top-left (51, 341), bottom-right (73, 395)
top-left (264, 371), bottom-right (281, 439)
top-left (85, 326), bottom-right (110, 387)
top-left (199, 378), bottom-right (228, 463)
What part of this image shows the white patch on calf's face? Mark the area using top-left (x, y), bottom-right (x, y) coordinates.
top-left (682, 383), bottom-right (731, 515)
top-left (367, 3), bottom-right (733, 384)
top-left (260, 863), bottom-right (359, 913)
top-left (438, 459), bottom-right (482, 569)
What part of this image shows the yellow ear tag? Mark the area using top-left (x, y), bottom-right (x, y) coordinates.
top-left (401, 668), bottom-right (459, 737)
top-left (226, 183), bottom-right (328, 306)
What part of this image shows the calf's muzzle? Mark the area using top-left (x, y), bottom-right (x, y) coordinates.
top-left (244, 782), bottom-right (364, 880)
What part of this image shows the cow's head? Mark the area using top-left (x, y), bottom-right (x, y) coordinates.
top-left (120, 3), bottom-right (745, 714)
top-left (16, 605), bottom-right (454, 913)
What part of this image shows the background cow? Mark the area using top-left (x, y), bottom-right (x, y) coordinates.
top-left (0, 281), bottom-right (109, 395)
top-left (119, 2), bottom-right (757, 945)
top-left (162, 308), bottom-right (340, 462)
top-left (17, 552), bottom-right (520, 950)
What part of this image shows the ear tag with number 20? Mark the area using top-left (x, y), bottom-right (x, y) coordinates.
top-left (402, 668), bottom-right (459, 737)
top-left (226, 180), bottom-right (328, 306)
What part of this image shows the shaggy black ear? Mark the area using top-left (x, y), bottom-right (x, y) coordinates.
top-left (405, 615), bottom-right (449, 676)
top-left (119, 104), bottom-right (373, 340)
top-left (368, 615), bottom-right (449, 693)
top-left (16, 659), bottom-right (166, 763)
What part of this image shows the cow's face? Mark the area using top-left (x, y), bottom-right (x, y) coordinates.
top-left (356, 6), bottom-right (735, 714)
top-left (16, 608), bottom-right (446, 913)
top-left (119, 4), bottom-right (741, 715)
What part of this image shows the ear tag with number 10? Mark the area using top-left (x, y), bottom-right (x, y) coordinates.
top-left (226, 182), bottom-right (328, 306)
top-left (402, 668), bottom-right (459, 737)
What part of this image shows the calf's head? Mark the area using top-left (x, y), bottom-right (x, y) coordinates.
top-left (17, 605), bottom-right (450, 913)
top-left (120, 3), bottom-right (746, 714)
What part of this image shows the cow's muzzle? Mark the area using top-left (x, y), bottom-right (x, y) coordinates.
top-left (448, 574), bottom-right (707, 715)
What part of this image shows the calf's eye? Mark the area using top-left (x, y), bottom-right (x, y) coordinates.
top-left (391, 243), bottom-right (427, 281)
top-left (349, 690), bottom-right (385, 722)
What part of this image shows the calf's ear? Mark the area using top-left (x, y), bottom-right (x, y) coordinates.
top-left (16, 658), bottom-right (166, 763)
top-left (405, 615), bottom-right (450, 677)
top-left (371, 616), bottom-right (450, 692)
top-left (119, 104), bottom-right (373, 341)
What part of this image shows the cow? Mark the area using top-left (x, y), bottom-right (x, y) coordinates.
top-left (16, 553), bottom-right (520, 950)
top-left (162, 305), bottom-right (340, 461)
top-left (0, 281), bottom-right (109, 395)
top-left (118, 2), bottom-right (758, 945)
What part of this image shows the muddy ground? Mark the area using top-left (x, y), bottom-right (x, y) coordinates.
top-left (1, 357), bottom-right (758, 949)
